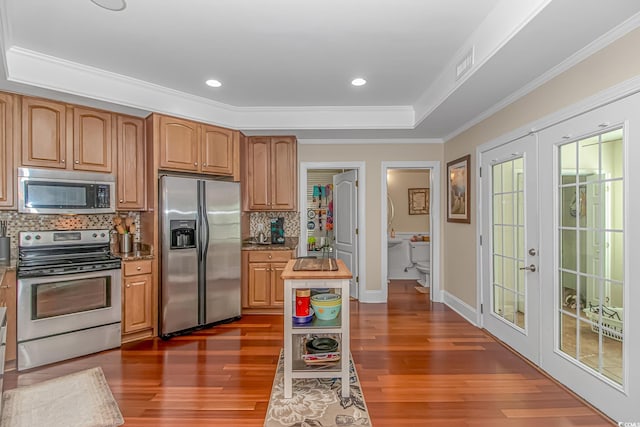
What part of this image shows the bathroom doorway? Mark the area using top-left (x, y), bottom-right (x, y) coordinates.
top-left (382, 161), bottom-right (441, 303)
top-left (299, 162), bottom-right (365, 300)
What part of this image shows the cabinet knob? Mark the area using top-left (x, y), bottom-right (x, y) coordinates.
top-left (75, 160), bottom-right (79, 164)
top-left (136, 266), bottom-right (142, 270)
top-left (119, 199), bottom-right (124, 203)
top-left (268, 255), bottom-right (272, 259)
top-left (61, 159), bottom-right (65, 163)
top-left (194, 162), bottom-right (198, 166)
top-left (203, 163), bottom-right (207, 167)
top-left (126, 284), bottom-right (131, 288)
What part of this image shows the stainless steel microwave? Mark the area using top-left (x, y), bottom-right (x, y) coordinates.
top-left (18, 168), bottom-right (116, 214)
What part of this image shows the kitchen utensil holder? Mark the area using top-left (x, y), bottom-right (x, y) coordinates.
top-left (0, 237), bottom-right (10, 266)
top-left (120, 233), bottom-right (133, 253)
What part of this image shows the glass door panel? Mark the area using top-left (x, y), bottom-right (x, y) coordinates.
top-left (491, 157), bottom-right (526, 328)
top-left (557, 128), bottom-right (624, 386)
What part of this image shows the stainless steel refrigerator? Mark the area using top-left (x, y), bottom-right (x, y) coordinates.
top-left (160, 175), bottom-right (241, 338)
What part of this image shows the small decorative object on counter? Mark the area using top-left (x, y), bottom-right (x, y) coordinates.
top-left (0, 220), bottom-right (9, 266)
top-left (295, 288), bottom-right (311, 316)
top-left (270, 217), bottom-right (285, 244)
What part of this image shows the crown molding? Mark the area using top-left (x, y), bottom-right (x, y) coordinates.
top-left (413, 0), bottom-right (552, 127)
top-left (4, 46), bottom-right (416, 131)
top-left (298, 138), bottom-right (443, 145)
top-left (443, 11), bottom-right (640, 142)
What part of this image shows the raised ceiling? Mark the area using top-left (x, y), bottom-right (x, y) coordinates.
top-left (1, 0), bottom-right (640, 140)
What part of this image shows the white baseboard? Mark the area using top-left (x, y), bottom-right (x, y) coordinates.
top-left (358, 289), bottom-right (386, 303)
top-left (442, 291), bottom-right (478, 326)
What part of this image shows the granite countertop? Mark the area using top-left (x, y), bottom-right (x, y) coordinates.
top-left (114, 243), bottom-right (154, 261)
top-left (242, 237), bottom-right (298, 251)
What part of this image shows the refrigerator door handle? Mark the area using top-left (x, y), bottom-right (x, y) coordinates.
top-left (197, 181), bottom-right (205, 262)
top-left (202, 184), bottom-right (210, 261)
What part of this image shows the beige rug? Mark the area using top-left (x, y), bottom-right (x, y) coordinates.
top-left (265, 350), bottom-right (371, 427)
top-left (1, 366), bottom-right (124, 427)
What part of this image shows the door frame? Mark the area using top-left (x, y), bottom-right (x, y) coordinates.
top-left (299, 161), bottom-right (366, 300)
top-left (477, 135), bottom-right (541, 363)
top-left (381, 161), bottom-right (441, 303)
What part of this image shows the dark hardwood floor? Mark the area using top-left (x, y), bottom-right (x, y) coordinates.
top-left (4, 280), bottom-right (613, 426)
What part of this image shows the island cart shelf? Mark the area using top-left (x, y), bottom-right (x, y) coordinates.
top-left (281, 258), bottom-right (352, 399)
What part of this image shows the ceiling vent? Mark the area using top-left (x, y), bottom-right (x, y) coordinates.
top-left (455, 47), bottom-right (475, 81)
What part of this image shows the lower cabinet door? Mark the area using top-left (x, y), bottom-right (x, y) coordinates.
top-left (123, 274), bottom-right (153, 333)
top-left (248, 263), bottom-right (271, 307)
top-left (271, 262), bottom-right (287, 307)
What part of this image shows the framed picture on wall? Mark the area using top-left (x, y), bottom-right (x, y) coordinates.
top-left (408, 188), bottom-right (429, 215)
top-left (447, 154), bottom-right (471, 223)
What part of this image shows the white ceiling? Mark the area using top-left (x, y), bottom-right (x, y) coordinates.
top-left (1, 0), bottom-right (640, 140)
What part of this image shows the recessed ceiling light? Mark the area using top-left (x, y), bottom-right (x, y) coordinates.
top-left (90, 0), bottom-right (126, 11)
top-left (205, 79), bottom-right (222, 88)
top-left (351, 78), bottom-right (367, 87)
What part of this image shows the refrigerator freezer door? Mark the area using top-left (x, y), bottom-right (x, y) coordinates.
top-left (160, 176), bottom-right (199, 336)
top-left (203, 180), bottom-right (241, 324)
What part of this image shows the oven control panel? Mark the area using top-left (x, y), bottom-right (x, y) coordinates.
top-left (19, 229), bottom-right (110, 247)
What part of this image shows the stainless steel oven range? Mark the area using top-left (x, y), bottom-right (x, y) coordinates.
top-left (16, 229), bottom-right (122, 371)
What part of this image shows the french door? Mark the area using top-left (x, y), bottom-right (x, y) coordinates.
top-left (480, 134), bottom-right (540, 363)
top-left (537, 94), bottom-right (640, 420)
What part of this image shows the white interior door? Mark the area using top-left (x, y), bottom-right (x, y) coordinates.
top-left (333, 170), bottom-right (358, 299)
top-left (537, 93), bottom-right (640, 421)
top-left (481, 134), bottom-right (540, 363)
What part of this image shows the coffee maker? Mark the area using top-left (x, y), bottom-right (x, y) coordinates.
top-left (270, 217), bottom-right (285, 244)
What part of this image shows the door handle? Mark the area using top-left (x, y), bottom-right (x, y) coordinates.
top-left (520, 264), bottom-right (536, 272)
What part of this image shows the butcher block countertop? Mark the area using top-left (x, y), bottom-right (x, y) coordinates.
top-left (281, 258), bottom-right (352, 280)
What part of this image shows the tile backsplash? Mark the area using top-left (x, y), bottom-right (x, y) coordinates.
top-left (0, 211), bottom-right (140, 257)
top-left (249, 211), bottom-right (299, 239)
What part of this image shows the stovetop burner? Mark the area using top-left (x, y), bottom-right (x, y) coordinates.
top-left (17, 229), bottom-right (121, 278)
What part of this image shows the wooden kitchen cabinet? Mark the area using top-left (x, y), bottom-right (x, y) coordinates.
top-left (0, 270), bottom-right (17, 367)
top-left (242, 250), bottom-right (292, 311)
top-left (22, 97), bottom-right (117, 173)
top-left (122, 259), bottom-right (153, 342)
top-left (158, 115), bottom-right (199, 172)
top-left (116, 115), bottom-right (146, 210)
top-left (157, 115), bottom-right (239, 179)
top-left (200, 124), bottom-right (239, 179)
top-left (244, 136), bottom-right (297, 211)
top-left (0, 93), bottom-right (17, 209)
top-left (21, 96), bottom-right (68, 169)
top-left (73, 107), bottom-right (114, 173)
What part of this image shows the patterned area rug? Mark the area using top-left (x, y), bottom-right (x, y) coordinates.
top-left (265, 350), bottom-right (371, 427)
top-left (1, 366), bottom-right (124, 427)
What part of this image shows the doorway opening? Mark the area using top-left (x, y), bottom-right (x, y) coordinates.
top-left (382, 161), bottom-right (441, 303)
top-left (299, 162), bottom-right (365, 300)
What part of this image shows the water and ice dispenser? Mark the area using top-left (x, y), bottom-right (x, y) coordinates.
top-left (170, 220), bottom-right (196, 249)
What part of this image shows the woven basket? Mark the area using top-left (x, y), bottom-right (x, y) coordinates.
top-left (583, 306), bottom-right (623, 342)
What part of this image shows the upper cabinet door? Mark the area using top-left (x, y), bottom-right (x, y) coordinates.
top-left (117, 115), bottom-right (146, 211)
top-left (245, 137), bottom-right (271, 210)
top-left (200, 124), bottom-right (237, 177)
top-left (159, 116), bottom-right (198, 172)
top-left (73, 107), bottom-right (113, 173)
top-left (270, 136), bottom-right (297, 210)
top-left (0, 93), bottom-right (16, 208)
top-left (21, 97), bottom-right (67, 169)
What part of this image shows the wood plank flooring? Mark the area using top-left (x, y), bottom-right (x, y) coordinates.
top-left (3, 280), bottom-right (613, 426)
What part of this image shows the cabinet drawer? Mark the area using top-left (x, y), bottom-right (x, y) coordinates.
top-left (248, 250), bottom-right (292, 263)
top-left (124, 260), bottom-right (152, 276)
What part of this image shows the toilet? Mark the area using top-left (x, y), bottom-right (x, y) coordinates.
top-left (409, 241), bottom-right (430, 287)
